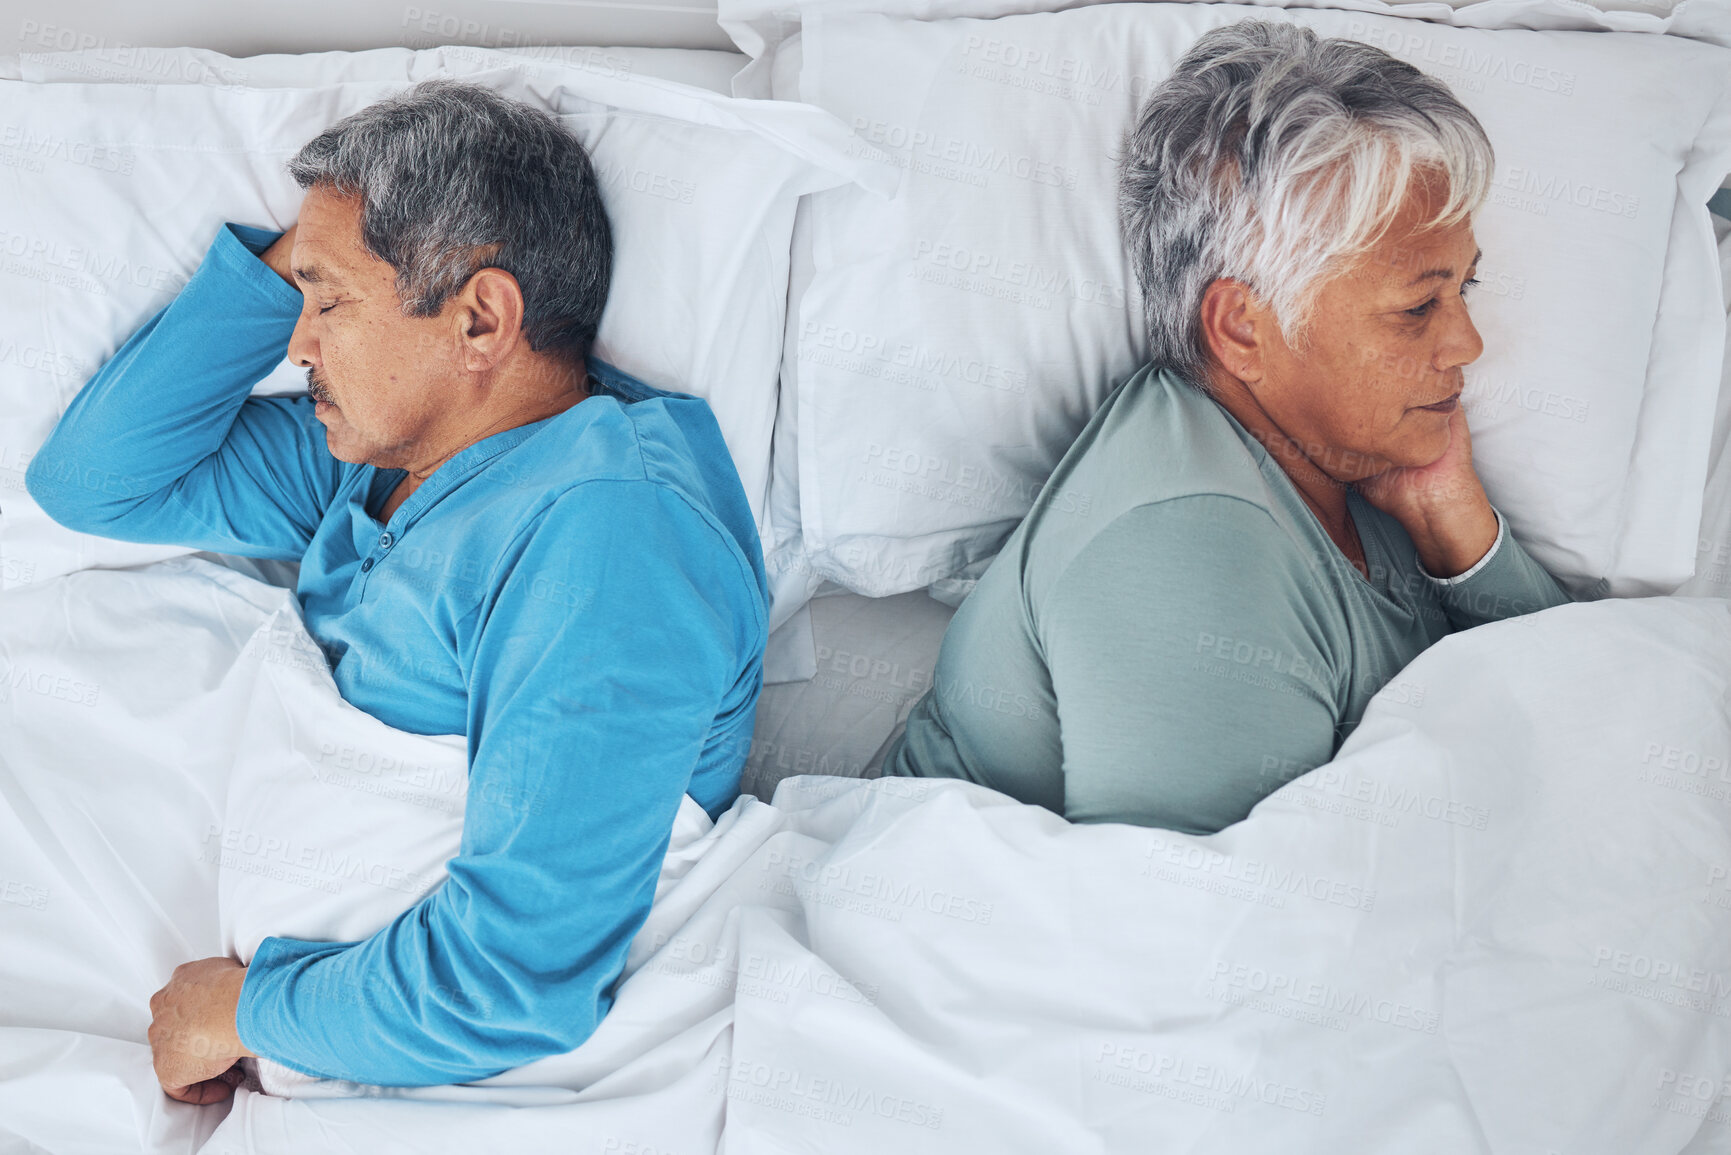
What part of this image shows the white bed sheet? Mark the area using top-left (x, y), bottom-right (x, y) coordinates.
top-left (1677, 202), bottom-right (1731, 597)
top-left (744, 585), bottom-right (955, 797)
top-left (4, 558), bottom-right (1731, 1153)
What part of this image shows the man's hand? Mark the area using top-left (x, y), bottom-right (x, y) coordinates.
top-left (148, 957), bottom-right (256, 1104)
top-left (258, 223), bottom-right (298, 287)
top-left (1355, 403), bottom-right (1499, 578)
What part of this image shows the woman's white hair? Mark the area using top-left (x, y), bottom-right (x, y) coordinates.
top-left (1118, 19), bottom-right (1494, 394)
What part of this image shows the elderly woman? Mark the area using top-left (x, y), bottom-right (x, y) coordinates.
top-left (881, 20), bottom-right (1572, 834)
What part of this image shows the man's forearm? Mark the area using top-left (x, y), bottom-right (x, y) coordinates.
top-left (24, 223), bottom-right (302, 541)
top-left (257, 224), bottom-right (299, 288)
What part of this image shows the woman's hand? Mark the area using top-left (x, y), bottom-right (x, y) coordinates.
top-left (1355, 404), bottom-right (1499, 578)
top-left (259, 224), bottom-right (298, 287)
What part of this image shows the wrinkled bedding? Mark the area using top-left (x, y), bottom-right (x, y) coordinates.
top-left (2, 557), bottom-right (1731, 1153)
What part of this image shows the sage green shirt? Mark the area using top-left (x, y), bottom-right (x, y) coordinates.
top-left (883, 364), bottom-right (1572, 834)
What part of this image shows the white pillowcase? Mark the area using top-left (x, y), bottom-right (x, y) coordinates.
top-left (0, 46), bottom-right (877, 591)
top-left (6, 45), bottom-right (748, 94)
top-left (720, 0), bottom-right (1731, 82)
top-left (759, 5), bottom-right (1731, 600)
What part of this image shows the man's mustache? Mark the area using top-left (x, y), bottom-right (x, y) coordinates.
top-left (306, 367), bottom-right (334, 405)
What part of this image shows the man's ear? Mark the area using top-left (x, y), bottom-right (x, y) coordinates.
top-left (453, 268), bottom-right (526, 373)
top-left (1198, 277), bottom-right (1269, 390)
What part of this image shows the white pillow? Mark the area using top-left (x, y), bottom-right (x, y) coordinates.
top-left (8, 45), bottom-right (747, 95)
top-left (720, 0), bottom-right (1731, 86)
top-left (762, 5), bottom-right (1731, 600)
top-left (0, 47), bottom-right (878, 591)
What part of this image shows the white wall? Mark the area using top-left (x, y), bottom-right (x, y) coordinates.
top-left (0, 0), bottom-right (732, 56)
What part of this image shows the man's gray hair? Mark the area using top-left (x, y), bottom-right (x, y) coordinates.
top-left (288, 77), bottom-right (611, 369)
top-left (1118, 20), bottom-right (1494, 394)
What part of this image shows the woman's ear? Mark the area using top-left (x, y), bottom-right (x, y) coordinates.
top-left (1198, 277), bottom-right (1267, 388)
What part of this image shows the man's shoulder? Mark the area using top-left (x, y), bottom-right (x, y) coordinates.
top-left (500, 403), bottom-right (763, 601)
top-left (570, 359), bottom-right (738, 493)
top-left (493, 363), bottom-right (733, 499)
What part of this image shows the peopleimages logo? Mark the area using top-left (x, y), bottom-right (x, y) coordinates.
top-left (802, 321), bottom-right (1029, 394)
top-left (590, 160), bottom-right (696, 206)
top-left (954, 34), bottom-right (1129, 107)
top-left (0, 660), bottom-right (100, 707)
top-left (0, 338), bottom-right (90, 378)
top-left (0, 227), bottom-right (180, 292)
top-left (201, 824), bottom-right (439, 896)
top-left (1090, 1041), bottom-right (1329, 1115)
top-left (0, 127), bottom-right (133, 175)
top-left (1345, 23), bottom-right (1577, 96)
top-left (726, 1059), bottom-right (946, 1130)
top-left (850, 117), bottom-right (1081, 190)
top-left (959, 34), bottom-right (1124, 90)
top-left (1141, 834), bottom-right (1378, 912)
top-left (15, 22), bottom-right (250, 86)
top-left (762, 848), bottom-right (997, 926)
top-left (861, 441), bottom-right (1033, 499)
top-left (1494, 167), bottom-right (1640, 219)
top-left (1208, 960), bottom-right (1440, 1035)
top-left (911, 239), bottom-right (1127, 311)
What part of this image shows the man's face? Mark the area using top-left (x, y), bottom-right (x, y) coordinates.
top-left (285, 187), bottom-right (462, 468)
top-left (1241, 173), bottom-right (1485, 483)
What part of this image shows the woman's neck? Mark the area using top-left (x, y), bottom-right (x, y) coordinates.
top-left (1203, 372), bottom-right (1354, 538)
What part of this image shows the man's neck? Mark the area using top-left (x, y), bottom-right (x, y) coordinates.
top-left (399, 376), bottom-right (590, 488)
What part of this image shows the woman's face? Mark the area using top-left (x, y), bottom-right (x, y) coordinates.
top-left (1237, 177), bottom-right (1485, 484)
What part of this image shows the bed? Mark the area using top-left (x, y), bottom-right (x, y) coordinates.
top-left (2, 0), bottom-right (1730, 1151)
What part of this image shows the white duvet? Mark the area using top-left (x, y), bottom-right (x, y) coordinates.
top-left (2, 557), bottom-right (1730, 1154)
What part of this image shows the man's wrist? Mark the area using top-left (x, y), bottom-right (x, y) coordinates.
top-left (256, 229), bottom-right (297, 288)
top-left (227, 963), bottom-right (256, 1058)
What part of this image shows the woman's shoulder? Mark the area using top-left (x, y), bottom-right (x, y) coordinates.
top-left (1058, 364), bottom-right (1281, 518)
top-left (1018, 364), bottom-right (1295, 579)
top-left (1033, 492), bottom-right (1324, 607)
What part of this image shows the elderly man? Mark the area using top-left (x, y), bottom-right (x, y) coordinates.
top-left (26, 80), bottom-right (766, 1100)
top-left (883, 21), bottom-right (1572, 832)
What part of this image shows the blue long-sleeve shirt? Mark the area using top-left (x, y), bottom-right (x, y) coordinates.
top-left (25, 223), bottom-right (768, 1086)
